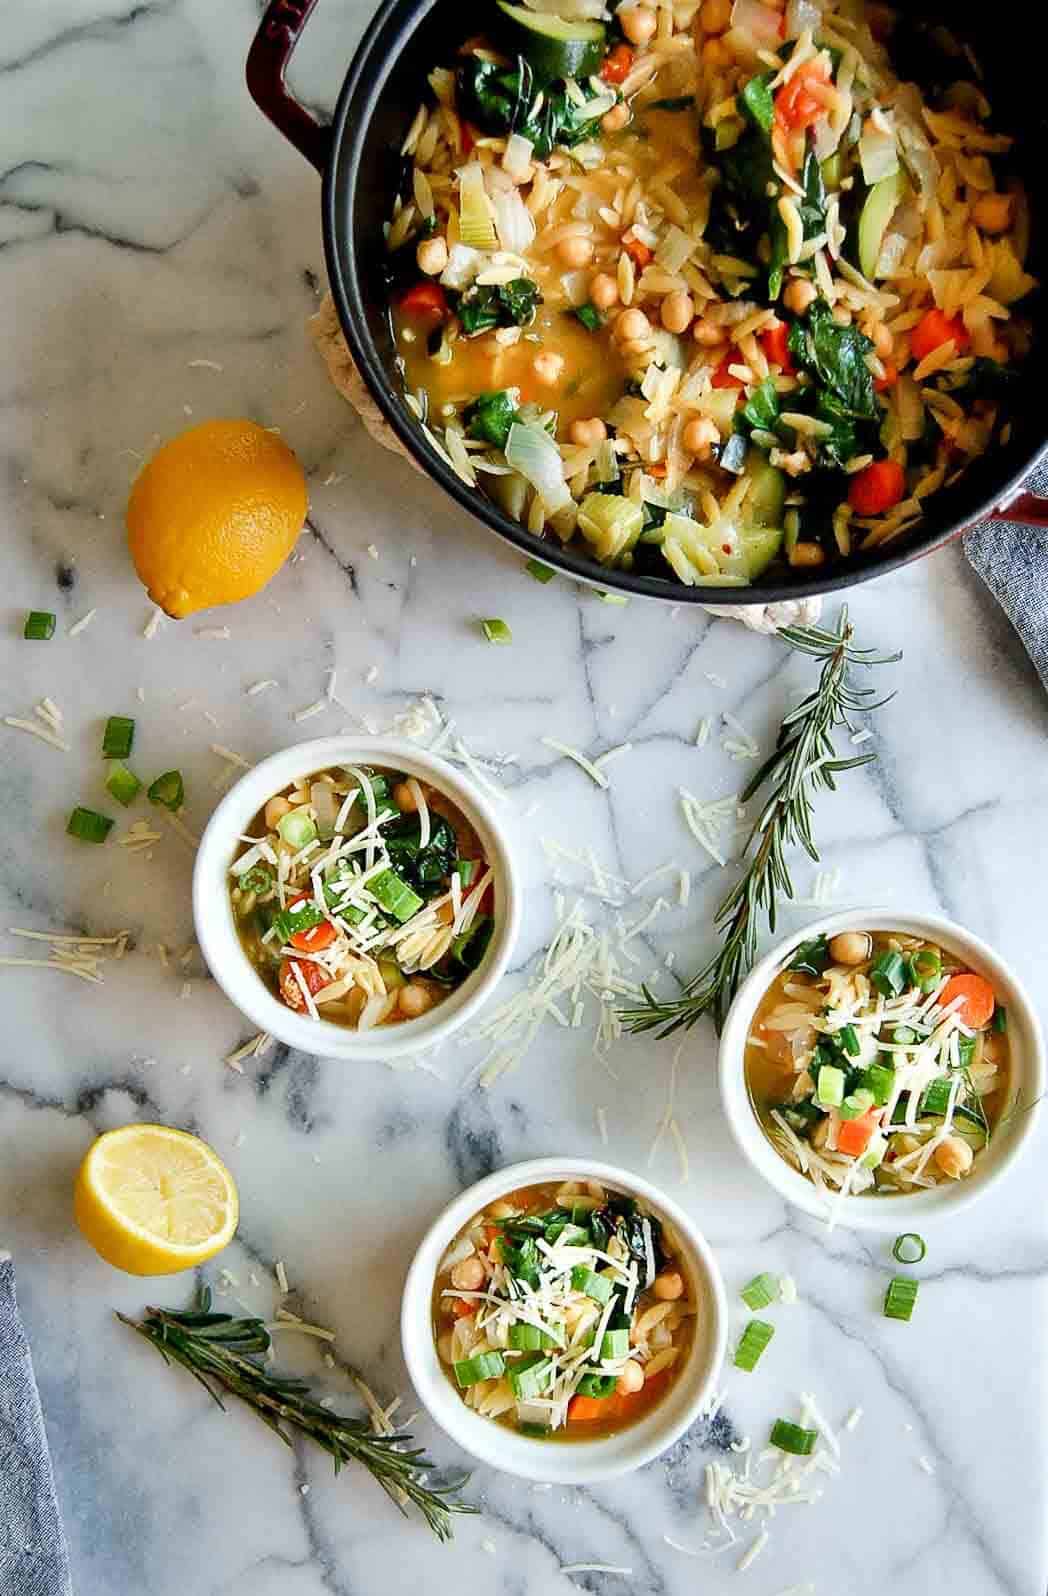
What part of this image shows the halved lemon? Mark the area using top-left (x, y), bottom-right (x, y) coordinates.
top-left (73, 1124), bottom-right (238, 1275)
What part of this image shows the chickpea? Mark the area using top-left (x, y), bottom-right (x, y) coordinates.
top-left (590, 271), bottom-right (619, 311)
top-left (601, 102), bottom-right (631, 135)
top-left (972, 192), bottom-right (1013, 235)
top-left (790, 540), bottom-right (826, 568)
top-left (653, 1270), bottom-right (684, 1301)
top-left (265, 795), bottom-right (291, 830)
top-left (437, 1332), bottom-right (455, 1364)
top-left (392, 780), bottom-right (417, 812)
top-left (450, 1255), bottom-right (485, 1291)
top-left (557, 234), bottom-right (594, 269)
top-left (619, 4), bottom-right (657, 45)
top-left (617, 1360), bottom-right (645, 1395)
top-left (701, 0), bottom-right (732, 32)
top-left (533, 350), bottom-right (565, 386)
top-left (692, 318), bottom-right (725, 347)
top-left (615, 307), bottom-right (650, 343)
top-left (661, 290), bottom-right (695, 335)
top-left (934, 1135), bottom-right (975, 1180)
top-left (399, 982), bottom-right (434, 1019)
top-left (682, 416), bottom-right (719, 457)
top-left (702, 36), bottom-right (731, 69)
top-left (783, 277), bottom-right (817, 315)
top-left (569, 417), bottom-right (608, 447)
top-left (416, 236), bottom-right (448, 277)
top-left (828, 931), bottom-right (873, 967)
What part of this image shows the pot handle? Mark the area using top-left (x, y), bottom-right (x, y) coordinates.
top-left (983, 490), bottom-right (1048, 528)
top-left (246, 0), bottom-right (330, 172)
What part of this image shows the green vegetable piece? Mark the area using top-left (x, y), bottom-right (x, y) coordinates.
top-left (454, 1351), bottom-right (506, 1387)
top-left (24, 611), bottom-right (56, 640)
top-left (598, 590), bottom-right (630, 605)
top-left (860, 1063), bottom-right (895, 1106)
top-left (869, 949), bottom-right (907, 997)
top-left (858, 169), bottom-right (908, 281)
top-left (570, 1266), bottom-right (614, 1305)
top-left (575, 1372), bottom-right (618, 1398)
top-left (481, 617), bottom-right (513, 644)
top-left (600, 1328), bottom-right (630, 1361)
top-left (271, 897), bottom-right (324, 945)
top-left (892, 1233), bottom-right (926, 1265)
top-left (459, 278), bottom-right (542, 337)
top-left (892, 1025), bottom-right (917, 1045)
top-left (147, 770), bottom-right (184, 812)
top-left (574, 302), bottom-right (603, 333)
top-left (740, 1272), bottom-right (778, 1311)
top-left (518, 1421), bottom-right (551, 1437)
top-left (787, 298), bottom-right (876, 420)
top-left (651, 94), bottom-right (695, 111)
top-left (883, 1275), bottom-right (919, 1322)
top-left (769, 1419), bottom-right (817, 1456)
top-left (734, 1318), bottom-right (775, 1372)
top-left (919, 1078), bottom-right (952, 1117)
top-left (105, 762), bottom-right (141, 807)
top-left (859, 1133), bottom-right (887, 1170)
top-left (993, 1004), bottom-right (1008, 1034)
top-left (508, 1323), bottom-right (562, 1352)
top-left (383, 811), bottom-right (457, 891)
top-left (909, 948), bottom-right (942, 991)
top-left (838, 1023), bottom-right (861, 1056)
top-left (455, 859), bottom-right (476, 887)
top-left (741, 376), bottom-right (781, 436)
top-left (739, 73), bottom-right (775, 133)
top-left (789, 935), bottom-right (831, 976)
top-left (369, 868), bottom-right (424, 924)
top-left (465, 389), bottom-right (520, 450)
top-left (525, 558), bottom-right (555, 584)
top-left (237, 863), bottom-right (275, 897)
top-left (101, 716), bottom-right (135, 759)
top-left (577, 493), bottom-right (644, 563)
top-left (815, 1064), bottom-right (845, 1109)
top-left (507, 1353), bottom-right (554, 1399)
top-left (839, 1089), bottom-right (875, 1121)
top-left (496, 0), bottom-right (605, 87)
top-left (449, 915), bottom-right (494, 974)
top-left (276, 809), bottom-right (317, 850)
top-left (67, 806), bottom-right (113, 843)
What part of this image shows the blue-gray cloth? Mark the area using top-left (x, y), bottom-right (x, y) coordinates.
top-left (966, 459), bottom-right (1048, 693)
top-left (0, 1255), bottom-right (73, 1596)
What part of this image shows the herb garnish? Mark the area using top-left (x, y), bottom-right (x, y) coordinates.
top-left (119, 1290), bottom-right (474, 1542)
top-left (623, 609), bottom-right (900, 1037)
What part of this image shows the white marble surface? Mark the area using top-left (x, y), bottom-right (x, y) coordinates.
top-left (2, 3), bottom-right (1048, 1594)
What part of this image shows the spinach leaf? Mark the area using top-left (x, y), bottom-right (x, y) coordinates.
top-left (788, 298), bottom-right (876, 419)
top-left (457, 56), bottom-right (535, 138)
top-left (941, 357), bottom-right (1016, 404)
top-left (574, 302), bottom-right (604, 333)
top-left (741, 376), bottom-right (781, 435)
top-left (769, 151), bottom-right (827, 300)
top-left (464, 389), bottom-right (520, 449)
top-left (789, 934), bottom-right (831, 975)
top-left (458, 279), bottom-right (542, 336)
top-left (520, 85), bottom-right (607, 159)
top-left (499, 1233), bottom-right (541, 1287)
top-left (382, 813), bottom-right (457, 891)
top-left (739, 73), bottom-right (775, 134)
top-left (812, 389), bottom-right (860, 468)
top-left (448, 915), bottom-right (494, 974)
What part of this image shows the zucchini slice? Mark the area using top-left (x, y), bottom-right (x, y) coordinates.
top-left (496, 1), bottom-right (607, 86)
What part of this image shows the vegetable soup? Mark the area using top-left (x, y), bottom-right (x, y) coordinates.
top-left (229, 765), bottom-right (495, 1029)
top-left (432, 1178), bottom-right (696, 1439)
top-left (745, 928), bottom-right (1011, 1197)
top-left (385, 2), bottom-right (1034, 590)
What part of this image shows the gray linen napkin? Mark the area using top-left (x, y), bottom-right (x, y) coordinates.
top-left (0, 1254), bottom-right (73, 1596)
top-left (965, 459), bottom-right (1048, 692)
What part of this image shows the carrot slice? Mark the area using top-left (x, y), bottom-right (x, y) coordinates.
top-left (451, 1297), bottom-right (476, 1319)
top-left (848, 458), bottom-right (905, 516)
top-left (601, 42), bottom-right (634, 85)
top-left (837, 1109), bottom-right (879, 1158)
top-left (938, 973), bottom-right (996, 1030)
top-left (910, 308), bottom-right (969, 363)
top-left (399, 280), bottom-right (448, 320)
top-left (568, 1393), bottom-right (613, 1422)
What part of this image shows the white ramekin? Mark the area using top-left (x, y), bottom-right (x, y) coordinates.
top-left (400, 1157), bottom-right (727, 1483)
top-left (718, 909), bottom-right (1045, 1231)
top-left (192, 736), bottom-right (521, 1060)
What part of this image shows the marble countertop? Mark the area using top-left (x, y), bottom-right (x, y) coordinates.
top-left (3, 3), bottom-right (1048, 1594)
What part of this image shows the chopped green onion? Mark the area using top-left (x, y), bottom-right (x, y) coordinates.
top-left (147, 770), bottom-right (184, 811)
top-left (740, 1272), bottom-right (778, 1311)
top-left (24, 611), bottom-right (56, 640)
top-left (570, 1266), bottom-right (614, 1305)
top-left (909, 948), bottom-right (942, 991)
top-left (870, 950), bottom-right (907, 997)
top-left (575, 1372), bottom-right (618, 1399)
top-left (66, 806), bottom-right (113, 843)
top-left (992, 1004), bottom-right (1008, 1034)
top-left (769, 1419), bottom-right (817, 1456)
top-left (838, 1023), bottom-right (861, 1057)
top-left (573, 302), bottom-right (603, 333)
top-left (272, 898), bottom-right (325, 944)
top-left (919, 1079), bottom-right (952, 1117)
top-left (815, 1064), bottom-right (845, 1109)
top-left (839, 1089), bottom-right (875, 1121)
top-left (508, 1323), bottom-right (562, 1352)
top-left (600, 1327), bottom-right (630, 1361)
top-left (480, 617), bottom-right (512, 644)
top-left (861, 1062), bottom-right (895, 1105)
top-left (456, 859), bottom-right (476, 887)
top-left (369, 868), bottom-right (424, 924)
top-left (860, 1132), bottom-right (888, 1170)
top-left (518, 1421), bottom-right (551, 1438)
top-left (789, 935), bottom-right (830, 975)
top-left (454, 1351), bottom-right (505, 1387)
top-left (105, 762), bottom-right (141, 807)
top-left (891, 1025), bottom-right (917, 1046)
top-left (892, 1233), bottom-right (927, 1265)
top-left (884, 1275), bottom-right (919, 1321)
top-left (101, 716), bottom-right (135, 759)
top-left (734, 1319), bottom-right (775, 1372)
top-left (238, 864), bottom-right (275, 896)
top-left (598, 590), bottom-right (629, 605)
top-left (276, 809), bottom-right (317, 850)
top-left (507, 1354), bottom-right (554, 1399)
top-left (525, 558), bottom-right (555, 584)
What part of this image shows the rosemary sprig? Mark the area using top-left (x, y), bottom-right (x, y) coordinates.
top-left (623, 607), bottom-right (900, 1038)
top-left (118, 1289), bottom-right (475, 1542)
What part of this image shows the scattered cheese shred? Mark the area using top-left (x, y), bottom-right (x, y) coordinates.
top-left (275, 1260), bottom-right (289, 1295)
top-left (143, 607), bottom-right (164, 639)
top-left (293, 700), bottom-right (328, 723)
top-left (68, 608), bottom-right (97, 637)
top-left (3, 716), bottom-right (69, 752)
top-left (737, 1529), bottom-right (769, 1572)
top-left (541, 737), bottom-right (610, 789)
top-left (246, 679), bottom-right (279, 696)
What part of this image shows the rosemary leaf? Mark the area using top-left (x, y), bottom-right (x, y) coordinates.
top-left (118, 1288), bottom-right (475, 1542)
top-left (622, 606), bottom-right (900, 1038)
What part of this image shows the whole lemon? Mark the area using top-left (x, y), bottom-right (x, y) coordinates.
top-left (126, 418), bottom-right (308, 618)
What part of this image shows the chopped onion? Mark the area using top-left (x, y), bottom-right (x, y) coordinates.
top-left (654, 224), bottom-right (695, 274)
top-left (895, 374), bottom-right (924, 442)
top-left (812, 114), bottom-right (839, 163)
top-left (859, 118), bottom-right (899, 185)
top-left (894, 87), bottom-right (940, 205)
top-left (784, 0), bottom-right (822, 38)
top-left (459, 162), bottom-right (497, 251)
top-left (730, 0), bottom-right (784, 48)
top-left (505, 421), bottom-right (571, 514)
top-left (503, 132), bottom-right (535, 181)
top-left (440, 242), bottom-right (485, 290)
top-left (561, 268), bottom-right (591, 307)
top-left (492, 185), bottom-right (536, 254)
top-left (875, 229), bottom-right (907, 279)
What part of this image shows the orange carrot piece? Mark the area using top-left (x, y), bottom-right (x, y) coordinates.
top-left (911, 308), bottom-right (969, 363)
top-left (938, 973), bottom-right (996, 1029)
top-left (568, 1394), bottom-right (612, 1422)
top-left (848, 458), bottom-right (905, 516)
top-left (837, 1109), bottom-right (879, 1158)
